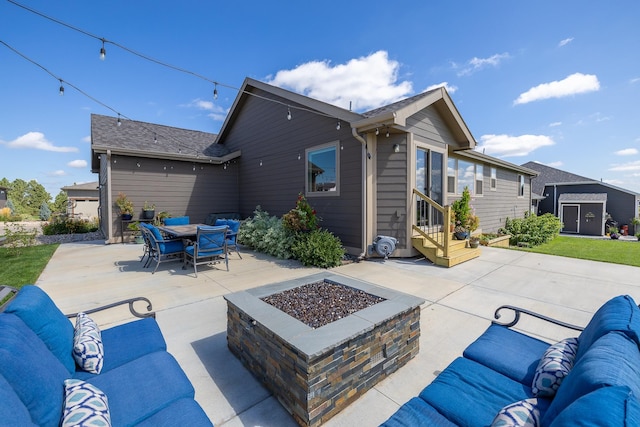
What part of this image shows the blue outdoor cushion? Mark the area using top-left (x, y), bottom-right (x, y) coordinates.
top-left (0, 373), bottom-right (37, 426)
top-left (87, 351), bottom-right (195, 426)
top-left (215, 219), bottom-right (240, 244)
top-left (576, 294), bottom-right (640, 360)
top-left (380, 396), bottom-right (457, 427)
top-left (542, 331), bottom-right (640, 425)
top-left (463, 324), bottom-right (550, 385)
top-left (0, 313), bottom-right (69, 427)
top-left (135, 397), bottom-right (213, 427)
top-left (4, 285), bottom-right (76, 373)
top-left (73, 318), bottom-right (167, 380)
top-left (185, 226), bottom-right (226, 257)
top-left (420, 357), bottom-right (535, 427)
top-left (164, 216), bottom-right (189, 225)
top-left (61, 379), bottom-right (111, 427)
top-left (147, 224), bottom-right (183, 254)
top-left (548, 386), bottom-right (640, 426)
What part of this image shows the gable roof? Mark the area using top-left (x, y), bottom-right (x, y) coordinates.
top-left (216, 79), bottom-right (475, 149)
top-left (457, 150), bottom-right (538, 176)
top-left (61, 182), bottom-right (98, 192)
top-left (522, 161), bottom-right (640, 197)
top-left (91, 114), bottom-right (239, 171)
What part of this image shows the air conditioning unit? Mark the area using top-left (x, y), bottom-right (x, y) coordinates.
top-left (371, 235), bottom-right (398, 259)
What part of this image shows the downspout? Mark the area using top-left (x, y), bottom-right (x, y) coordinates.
top-left (351, 127), bottom-right (369, 259)
top-left (553, 185), bottom-right (557, 216)
top-left (106, 150), bottom-right (113, 244)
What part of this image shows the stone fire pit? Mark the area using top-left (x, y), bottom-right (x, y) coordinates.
top-left (225, 273), bottom-right (425, 426)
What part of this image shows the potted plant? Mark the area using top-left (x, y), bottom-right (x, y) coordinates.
top-left (153, 211), bottom-right (170, 226)
top-left (142, 201), bottom-right (156, 220)
top-left (469, 236), bottom-right (480, 248)
top-left (127, 221), bottom-right (144, 244)
top-left (451, 187), bottom-right (479, 240)
top-left (609, 226), bottom-right (619, 240)
top-left (115, 192), bottom-right (134, 220)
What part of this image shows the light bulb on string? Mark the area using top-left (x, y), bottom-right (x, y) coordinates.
top-left (213, 83), bottom-right (218, 100)
top-left (287, 107), bottom-right (292, 121)
top-left (58, 79), bottom-right (64, 96)
top-left (117, 114), bottom-right (122, 127)
top-left (375, 128), bottom-right (379, 136)
top-left (99, 39), bottom-right (106, 61)
top-left (153, 133), bottom-right (158, 143)
top-left (336, 120), bottom-right (341, 130)
top-left (386, 128), bottom-right (390, 138)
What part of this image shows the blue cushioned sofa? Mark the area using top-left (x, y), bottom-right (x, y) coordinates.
top-left (0, 285), bottom-right (212, 426)
top-left (381, 295), bottom-right (640, 426)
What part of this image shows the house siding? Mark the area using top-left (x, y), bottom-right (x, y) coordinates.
top-left (108, 155), bottom-right (239, 240)
top-left (449, 156), bottom-right (531, 233)
top-left (405, 108), bottom-right (453, 151)
top-left (222, 89), bottom-right (363, 250)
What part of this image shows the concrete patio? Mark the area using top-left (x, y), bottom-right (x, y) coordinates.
top-left (36, 241), bottom-right (640, 426)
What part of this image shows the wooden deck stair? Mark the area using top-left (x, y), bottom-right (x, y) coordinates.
top-left (411, 232), bottom-right (480, 267)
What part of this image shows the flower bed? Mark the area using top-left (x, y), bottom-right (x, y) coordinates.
top-left (479, 233), bottom-right (511, 247)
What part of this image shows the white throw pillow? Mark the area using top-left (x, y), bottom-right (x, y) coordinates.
top-left (72, 312), bottom-right (104, 374)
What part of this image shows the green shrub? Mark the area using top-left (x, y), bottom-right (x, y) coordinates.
top-left (42, 216), bottom-right (99, 235)
top-left (238, 207), bottom-right (296, 259)
top-left (504, 213), bottom-right (562, 246)
top-left (39, 202), bottom-right (51, 221)
top-left (291, 229), bottom-right (344, 268)
top-left (1, 223), bottom-right (37, 256)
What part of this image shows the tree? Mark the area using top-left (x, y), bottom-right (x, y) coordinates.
top-left (39, 202), bottom-right (52, 221)
top-left (2, 178), bottom-right (52, 218)
top-left (52, 191), bottom-right (69, 215)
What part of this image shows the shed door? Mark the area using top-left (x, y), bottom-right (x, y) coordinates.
top-left (562, 205), bottom-right (579, 233)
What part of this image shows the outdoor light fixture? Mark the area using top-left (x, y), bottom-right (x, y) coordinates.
top-left (213, 83), bottom-right (218, 100)
top-left (153, 133), bottom-right (158, 143)
top-left (336, 120), bottom-right (341, 130)
top-left (287, 108), bottom-right (292, 121)
top-left (117, 114), bottom-right (122, 127)
top-left (393, 144), bottom-right (400, 153)
top-left (100, 39), bottom-right (106, 60)
top-left (375, 128), bottom-right (379, 135)
top-left (386, 128), bottom-right (390, 138)
top-left (58, 79), bottom-right (64, 96)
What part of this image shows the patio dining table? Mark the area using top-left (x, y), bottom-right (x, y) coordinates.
top-left (157, 224), bottom-right (206, 239)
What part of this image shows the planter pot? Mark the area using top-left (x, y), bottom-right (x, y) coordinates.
top-left (469, 240), bottom-right (480, 248)
top-left (142, 209), bottom-right (155, 220)
top-left (454, 231), bottom-right (469, 240)
top-left (134, 235), bottom-right (144, 244)
top-left (121, 214), bottom-right (133, 221)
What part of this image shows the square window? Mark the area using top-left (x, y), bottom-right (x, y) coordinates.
top-left (306, 142), bottom-right (339, 195)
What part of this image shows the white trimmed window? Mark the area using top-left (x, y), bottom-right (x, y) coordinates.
top-left (475, 164), bottom-right (484, 196)
top-left (517, 174), bottom-right (525, 197)
top-left (490, 167), bottom-right (497, 190)
top-left (306, 141), bottom-right (339, 196)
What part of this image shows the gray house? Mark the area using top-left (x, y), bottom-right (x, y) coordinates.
top-left (0, 186), bottom-right (6, 209)
top-left (92, 78), bottom-right (536, 264)
top-left (523, 161), bottom-right (640, 236)
top-left (61, 182), bottom-right (100, 220)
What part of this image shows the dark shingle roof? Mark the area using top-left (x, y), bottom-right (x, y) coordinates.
top-left (91, 114), bottom-right (227, 158)
top-left (521, 161), bottom-right (595, 196)
top-left (558, 193), bottom-right (607, 202)
top-left (361, 89), bottom-right (439, 118)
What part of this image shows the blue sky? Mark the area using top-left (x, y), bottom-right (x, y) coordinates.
top-left (2, 1), bottom-right (640, 197)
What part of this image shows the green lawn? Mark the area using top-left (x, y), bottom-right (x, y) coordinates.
top-left (0, 244), bottom-right (59, 289)
top-left (518, 236), bottom-right (640, 267)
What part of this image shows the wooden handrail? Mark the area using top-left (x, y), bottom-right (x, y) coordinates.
top-left (412, 189), bottom-right (451, 257)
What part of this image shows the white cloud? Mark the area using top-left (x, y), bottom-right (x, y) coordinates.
top-left (631, 77), bottom-right (640, 84)
top-left (610, 160), bottom-right (640, 172)
top-left (49, 170), bottom-right (66, 176)
top-left (267, 50), bottom-right (413, 111)
top-left (183, 98), bottom-right (228, 121)
top-left (425, 82), bottom-right (458, 94)
top-left (476, 134), bottom-right (555, 157)
top-left (558, 37), bottom-right (574, 47)
top-left (615, 148), bottom-right (639, 156)
top-left (1, 132), bottom-right (78, 152)
top-left (545, 161), bottom-right (564, 168)
top-left (549, 121), bottom-right (562, 127)
top-left (68, 160), bottom-right (87, 168)
top-left (82, 135), bottom-right (91, 143)
top-left (514, 73), bottom-right (600, 105)
top-left (455, 53), bottom-right (510, 77)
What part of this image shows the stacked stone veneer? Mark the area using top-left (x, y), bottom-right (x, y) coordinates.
top-left (225, 273), bottom-right (425, 427)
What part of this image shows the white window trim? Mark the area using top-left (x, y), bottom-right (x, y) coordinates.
top-left (490, 167), bottom-right (497, 191)
top-left (305, 140), bottom-right (340, 197)
top-left (517, 174), bottom-right (525, 198)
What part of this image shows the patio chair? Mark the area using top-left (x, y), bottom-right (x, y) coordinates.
top-left (215, 218), bottom-right (242, 259)
top-left (183, 225), bottom-right (228, 277)
top-left (138, 222), bottom-right (154, 267)
top-left (143, 224), bottom-right (185, 274)
top-left (164, 216), bottom-right (189, 226)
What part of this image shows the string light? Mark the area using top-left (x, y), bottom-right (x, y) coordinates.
top-left (99, 38), bottom-right (106, 61)
top-left (375, 128), bottom-right (379, 135)
top-left (386, 128), bottom-right (390, 138)
top-left (153, 133), bottom-right (157, 143)
top-left (117, 114), bottom-right (122, 127)
top-left (287, 107), bottom-right (292, 121)
top-left (336, 120), bottom-right (341, 130)
top-left (213, 83), bottom-right (218, 100)
top-left (58, 79), bottom-right (64, 96)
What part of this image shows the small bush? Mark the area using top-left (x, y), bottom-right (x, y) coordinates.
top-left (238, 207), bottom-right (296, 259)
top-left (42, 216), bottom-right (99, 235)
top-left (291, 229), bottom-right (344, 268)
top-left (504, 213), bottom-right (562, 247)
top-left (2, 223), bottom-right (37, 256)
top-left (39, 202), bottom-right (51, 221)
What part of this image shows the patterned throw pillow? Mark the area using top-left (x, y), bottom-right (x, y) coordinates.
top-left (73, 313), bottom-right (104, 374)
top-left (531, 337), bottom-right (579, 397)
top-left (491, 398), bottom-right (542, 427)
top-left (61, 379), bottom-right (111, 427)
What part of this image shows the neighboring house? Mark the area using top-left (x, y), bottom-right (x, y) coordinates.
top-left (0, 186), bottom-right (6, 209)
top-left (523, 161), bottom-right (640, 236)
top-left (61, 182), bottom-right (99, 220)
top-left (92, 78), bottom-right (536, 263)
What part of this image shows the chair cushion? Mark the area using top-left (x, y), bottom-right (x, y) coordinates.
top-left (576, 294), bottom-right (640, 360)
top-left (215, 219), bottom-right (240, 243)
top-left (419, 357), bottom-right (534, 427)
top-left (463, 324), bottom-right (550, 385)
top-left (380, 396), bottom-right (457, 427)
top-left (542, 331), bottom-right (640, 425)
top-left (0, 373), bottom-right (37, 426)
top-left (4, 285), bottom-right (76, 373)
top-left (73, 313), bottom-right (104, 374)
top-left (549, 386), bottom-right (640, 426)
top-left (164, 216), bottom-right (189, 225)
top-left (61, 379), bottom-right (111, 427)
top-left (134, 397), bottom-right (213, 427)
top-left (87, 351), bottom-right (195, 426)
top-left (0, 313), bottom-right (69, 427)
top-left (531, 337), bottom-right (578, 397)
top-left (491, 398), bottom-right (550, 427)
